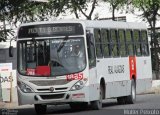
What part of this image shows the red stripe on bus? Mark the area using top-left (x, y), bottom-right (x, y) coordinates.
top-left (129, 56), bottom-right (137, 80)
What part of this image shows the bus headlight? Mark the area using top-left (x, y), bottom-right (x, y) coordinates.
top-left (70, 80), bottom-right (87, 91)
top-left (18, 81), bottom-right (34, 93)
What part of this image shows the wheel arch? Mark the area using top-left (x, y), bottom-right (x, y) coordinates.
top-left (100, 77), bottom-right (106, 99)
top-left (131, 75), bottom-right (136, 86)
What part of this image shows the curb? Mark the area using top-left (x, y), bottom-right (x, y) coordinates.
top-left (0, 102), bottom-right (18, 109)
top-left (145, 86), bottom-right (160, 94)
top-left (140, 82), bottom-right (160, 95)
top-left (0, 102), bottom-right (5, 108)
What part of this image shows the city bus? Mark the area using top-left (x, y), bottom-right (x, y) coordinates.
top-left (10, 20), bottom-right (152, 114)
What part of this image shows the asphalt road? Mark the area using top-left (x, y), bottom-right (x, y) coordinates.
top-left (1, 94), bottom-right (160, 115)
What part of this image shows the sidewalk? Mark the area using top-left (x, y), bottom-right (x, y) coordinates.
top-left (143, 80), bottom-right (160, 94)
top-left (0, 101), bottom-right (19, 109)
top-left (146, 86), bottom-right (160, 94)
top-left (0, 102), bottom-right (33, 111)
top-left (0, 101), bottom-right (5, 108)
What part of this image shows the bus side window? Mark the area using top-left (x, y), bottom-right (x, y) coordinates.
top-left (126, 30), bottom-right (134, 56)
top-left (141, 30), bottom-right (149, 56)
top-left (101, 29), bottom-right (111, 57)
top-left (110, 29), bottom-right (119, 57)
top-left (94, 29), bottom-right (103, 58)
top-left (119, 29), bottom-right (127, 57)
top-left (87, 33), bottom-right (96, 68)
top-left (133, 30), bottom-right (142, 56)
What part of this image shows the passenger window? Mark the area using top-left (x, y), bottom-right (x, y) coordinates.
top-left (126, 30), bottom-right (134, 55)
top-left (87, 32), bottom-right (96, 68)
top-left (141, 30), bottom-right (149, 56)
top-left (101, 29), bottom-right (111, 57)
top-left (110, 29), bottom-right (119, 57)
top-left (133, 30), bottom-right (142, 56)
top-left (94, 29), bottom-right (103, 58)
top-left (119, 30), bottom-right (127, 57)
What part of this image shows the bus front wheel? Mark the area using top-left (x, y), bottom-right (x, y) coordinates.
top-left (91, 84), bottom-right (103, 110)
top-left (69, 102), bottom-right (88, 110)
top-left (34, 104), bottom-right (47, 114)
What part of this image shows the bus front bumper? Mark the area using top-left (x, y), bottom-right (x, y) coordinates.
top-left (17, 87), bottom-right (89, 105)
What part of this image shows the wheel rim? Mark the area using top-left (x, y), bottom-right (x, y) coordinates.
top-left (132, 83), bottom-right (136, 100)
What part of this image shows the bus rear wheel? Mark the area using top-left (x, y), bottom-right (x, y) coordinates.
top-left (34, 104), bottom-right (47, 114)
top-left (117, 97), bottom-right (126, 105)
top-left (126, 79), bottom-right (136, 104)
top-left (91, 84), bottom-right (103, 110)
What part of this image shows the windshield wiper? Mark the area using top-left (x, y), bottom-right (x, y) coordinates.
top-left (31, 37), bottom-right (37, 44)
top-left (57, 36), bottom-right (69, 52)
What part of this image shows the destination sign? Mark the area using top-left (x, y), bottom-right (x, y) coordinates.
top-left (18, 23), bottom-right (84, 38)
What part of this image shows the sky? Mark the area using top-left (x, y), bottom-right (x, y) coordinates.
top-left (56, 1), bottom-right (160, 28)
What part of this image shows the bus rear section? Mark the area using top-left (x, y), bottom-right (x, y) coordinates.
top-left (87, 21), bottom-right (152, 106)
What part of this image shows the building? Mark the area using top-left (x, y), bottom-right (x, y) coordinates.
top-left (0, 41), bottom-right (17, 69)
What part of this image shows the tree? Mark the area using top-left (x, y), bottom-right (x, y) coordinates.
top-left (8, 0), bottom-right (51, 24)
top-left (65, 0), bottom-right (86, 19)
top-left (132, 0), bottom-right (160, 79)
top-left (0, 0), bottom-right (98, 42)
top-left (132, 0), bottom-right (160, 39)
top-left (0, 0), bottom-right (18, 41)
top-left (0, 0), bottom-right (42, 41)
top-left (0, 0), bottom-right (61, 41)
top-left (103, 0), bottom-right (127, 20)
top-left (47, 0), bottom-right (66, 18)
top-left (64, 0), bottom-right (97, 20)
top-left (79, 0), bottom-right (97, 20)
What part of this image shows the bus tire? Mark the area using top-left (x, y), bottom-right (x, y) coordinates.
top-left (91, 84), bottom-right (103, 110)
top-left (117, 97), bottom-right (126, 105)
top-left (34, 104), bottom-right (47, 114)
top-left (126, 79), bottom-right (136, 104)
top-left (69, 102), bottom-right (88, 110)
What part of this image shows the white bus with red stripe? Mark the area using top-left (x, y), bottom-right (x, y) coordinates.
top-left (13, 20), bottom-right (152, 114)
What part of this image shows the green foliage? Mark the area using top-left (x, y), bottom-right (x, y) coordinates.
top-left (59, 0), bottom-right (88, 19)
top-left (0, 27), bottom-right (14, 42)
top-left (132, 0), bottom-right (160, 8)
top-left (103, 0), bottom-right (127, 20)
top-left (132, 0), bottom-right (160, 27)
top-left (104, 0), bottom-right (126, 9)
top-left (132, 0), bottom-right (160, 75)
top-left (0, 0), bottom-right (21, 41)
top-left (0, 0), bottom-right (64, 42)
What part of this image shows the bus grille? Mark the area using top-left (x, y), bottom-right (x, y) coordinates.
top-left (30, 80), bottom-right (70, 86)
top-left (40, 94), bottom-right (65, 100)
top-left (37, 87), bottom-right (68, 92)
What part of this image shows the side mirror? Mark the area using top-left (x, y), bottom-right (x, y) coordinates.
top-left (87, 33), bottom-right (94, 46)
top-left (9, 46), bottom-right (14, 57)
top-left (9, 37), bottom-right (16, 57)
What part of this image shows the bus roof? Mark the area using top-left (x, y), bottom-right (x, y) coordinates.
top-left (19, 20), bottom-right (147, 30)
top-left (84, 20), bottom-right (147, 30)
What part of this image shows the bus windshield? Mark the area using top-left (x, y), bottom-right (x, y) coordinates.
top-left (17, 37), bottom-right (86, 77)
